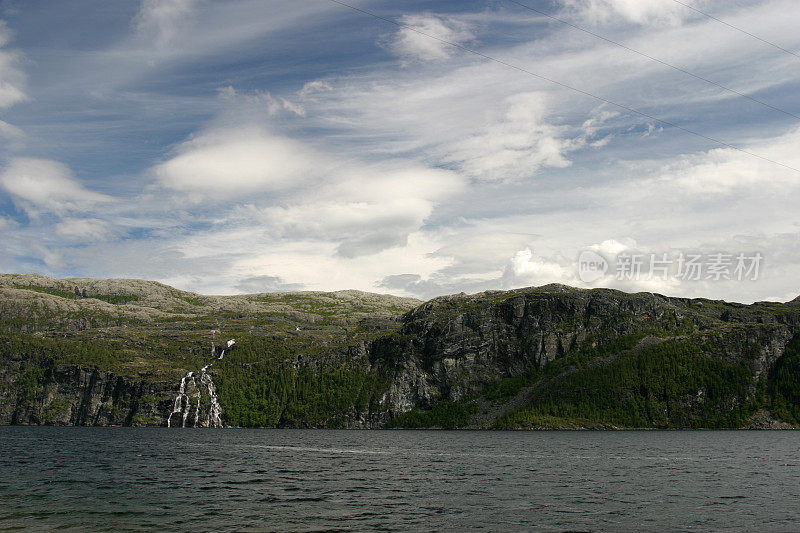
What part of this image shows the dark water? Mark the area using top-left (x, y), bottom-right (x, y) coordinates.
top-left (2, 428), bottom-right (800, 531)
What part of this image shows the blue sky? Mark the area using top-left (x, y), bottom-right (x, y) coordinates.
top-left (0, 0), bottom-right (798, 302)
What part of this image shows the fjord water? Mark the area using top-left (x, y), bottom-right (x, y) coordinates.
top-left (2, 428), bottom-right (800, 531)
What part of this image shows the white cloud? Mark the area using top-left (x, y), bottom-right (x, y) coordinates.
top-left (582, 110), bottom-right (618, 136)
top-left (442, 92), bottom-right (575, 181)
top-left (0, 20), bottom-right (27, 108)
top-left (239, 163), bottom-right (464, 258)
top-left (0, 119), bottom-right (24, 138)
top-left (258, 200), bottom-right (428, 237)
top-left (0, 158), bottom-right (112, 217)
top-left (152, 126), bottom-right (318, 197)
top-left (3, 1), bottom-right (800, 306)
top-left (436, 95), bottom-right (616, 181)
top-left (387, 14), bottom-right (475, 62)
top-left (335, 164), bottom-right (464, 204)
top-left (149, 119), bottom-right (466, 265)
top-left (0, 215), bottom-right (17, 231)
top-left (589, 238), bottom-right (635, 257)
top-left (504, 248), bottom-right (574, 285)
top-left (55, 218), bottom-right (119, 242)
top-left (647, 126), bottom-right (800, 195)
top-left (305, 0), bottom-right (800, 187)
top-left (265, 234), bottom-right (445, 292)
top-left (256, 198), bottom-right (429, 258)
top-left (134, 0), bottom-right (201, 49)
top-left (297, 80), bottom-right (332, 99)
top-left (561, 0), bottom-right (707, 26)
top-left (32, 243), bottom-right (64, 270)
top-left (217, 86), bottom-right (306, 116)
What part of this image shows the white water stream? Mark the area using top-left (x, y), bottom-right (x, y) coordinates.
top-left (167, 339), bottom-right (234, 428)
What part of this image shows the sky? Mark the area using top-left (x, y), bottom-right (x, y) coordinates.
top-left (0, 0), bottom-right (798, 302)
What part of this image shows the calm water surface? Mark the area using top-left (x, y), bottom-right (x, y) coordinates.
top-left (2, 428), bottom-right (800, 531)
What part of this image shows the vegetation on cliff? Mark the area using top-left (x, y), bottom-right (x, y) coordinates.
top-left (494, 338), bottom-right (757, 429)
top-left (1, 273), bottom-right (799, 429)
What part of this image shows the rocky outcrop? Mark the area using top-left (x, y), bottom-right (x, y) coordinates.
top-left (746, 409), bottom-right (794, 429)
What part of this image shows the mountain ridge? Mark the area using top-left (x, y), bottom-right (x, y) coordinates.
top-left (1, 273), bottom-right (799, 429)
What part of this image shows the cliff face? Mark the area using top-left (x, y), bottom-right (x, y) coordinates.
top-left (0, 360), bottom-right (173, 426)
top-left (1, 274), bottom-right (799, 429)
top-left (366, 287), bottom-right (800, 428)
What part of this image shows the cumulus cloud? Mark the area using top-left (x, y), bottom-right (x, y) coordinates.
top-left (377, 238), bottom-right (689, 300)
top-left (151, 117), bottom-right (466, 263)
top-left (386, 14), bottom-right (475, 62)
top-left (0, 20), bottom-right (27, 109)
top-left (375, 246), bottom-right (574, 300)
top-left (561, 0), bottom-right (706, 26)
top-left (0, 158), bottom-right (112, 217)
top-left (502, 248), bottom-right (575, 286)
top-left (152, 126), bottom-right (318, 197)
top-left (588, 238), bottom-right (636, 257)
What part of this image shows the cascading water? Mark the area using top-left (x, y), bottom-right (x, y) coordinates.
top-left (201, 372), bottom-right (223, 428)
top-left (167, 372), bottom-right (197, 428)
top-left (167, 339), bottom-right (234, 428)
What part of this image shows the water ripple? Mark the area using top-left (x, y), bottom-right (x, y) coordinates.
top-left (2, 428), bottom-right (800, 531)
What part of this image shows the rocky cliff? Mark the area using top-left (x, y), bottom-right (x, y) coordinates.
top-left (1, 274), bottom-right (799, 429)
top-left (365, 286), bottom-right (800, 428)
top-left (0, 360), bottom-right (173, 426)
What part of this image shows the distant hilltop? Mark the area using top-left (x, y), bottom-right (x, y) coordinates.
top-left (1, 273), bottom-right (799, 430)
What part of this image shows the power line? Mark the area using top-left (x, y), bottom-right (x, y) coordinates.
top-left (505, 0), bottom-right (800, 121)
top-left (669, 0), bottom-right (800, 60)
top-left (326, 0), bottom-right (800, 175)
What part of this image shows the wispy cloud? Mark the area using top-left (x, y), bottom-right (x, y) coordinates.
top-left (0, 20), bottom-right (26, 109)
top-left (55, 217), bottom-right (121, 242)
top-left (133, 0), bottom-right (202, 49)
top-left (0, 158), bottom-right (112, 217)
top-left (217, 86), bottom-right (307, 117)
top-left (561, 0), bottom-right (707, 26)
top-left (0, 0), bottom-right (798, 303)
top-left (0, 119), bottom-right (23, 139)
top-left (385, 13), bottom-right (475, 62)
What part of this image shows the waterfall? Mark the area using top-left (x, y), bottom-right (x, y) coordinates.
top-left (201, 372), bottom-right (223, 428)
top-left (193, 386), bottom-right (201, 428)
top-left (167, 339), bottom-right (234, 428)
top-left (167, 372), bottom-right (196, 428)
top-left (217, 339), bottom-right (234, 361)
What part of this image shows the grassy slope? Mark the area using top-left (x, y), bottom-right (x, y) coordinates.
top-left (0, 274), bottom-right (421, 427)
top-left (0, 273), bottom-right (419, 377)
